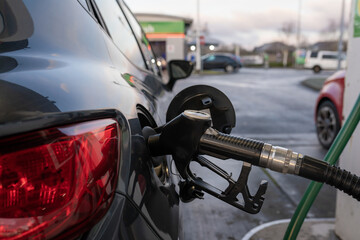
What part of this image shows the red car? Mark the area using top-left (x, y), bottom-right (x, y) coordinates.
top-left (315, 70), bottom-right (345, 148)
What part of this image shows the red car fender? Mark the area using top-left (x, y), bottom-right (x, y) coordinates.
top-left (315, 71), bottom-right (345, 124)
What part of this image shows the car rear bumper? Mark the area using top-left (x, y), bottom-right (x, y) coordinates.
top-left (85, 193), bottom-right (161, 239)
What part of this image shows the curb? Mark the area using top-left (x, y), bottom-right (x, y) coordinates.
top-left (301, 78), bottom-right (326, 91)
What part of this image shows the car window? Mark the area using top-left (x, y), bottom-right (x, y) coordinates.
top-left (322, 54), bottom-right (337, 59)
top-left (206, 55), bottom-right (216, 61)
top-left (217, 56), bottom-right (229, 61)
top-left (121, 2), bottom-right (160, 75)
top-left (94, 0), bottom-right (146, 69)
top-left (217, 56), bottom-right (230, 62)
top-left (310, 52), bottom-right (318, 58)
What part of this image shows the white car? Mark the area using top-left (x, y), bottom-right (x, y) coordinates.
top-left (304, 50), bottom-right (346, 73)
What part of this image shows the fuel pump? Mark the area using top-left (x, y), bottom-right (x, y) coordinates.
top-left (144, 85), bottom-right (360, 214)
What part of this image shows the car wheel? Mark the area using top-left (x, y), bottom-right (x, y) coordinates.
top-left (225, 65), bottom-right (234, 73)
top-left (313, 65), bottom-right (321, 73)
top-left (316, 100), bottom-right (341, 149)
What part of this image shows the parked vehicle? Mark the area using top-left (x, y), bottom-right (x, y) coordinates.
top-left (304, 50), bottom-right (346, 73)
top-left (315, 70), bottom-right (345, 149)
top-left (201, 53), bottom-right (242, 72)
top-left (241, 55), bottom-right (264, 66)
top-left (0, 1), bottom-right (193, 239)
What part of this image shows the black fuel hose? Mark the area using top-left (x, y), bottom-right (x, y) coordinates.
top-left (200, 128), bottom-right (360, 201)
top-left (299, 156), bottom-right (360, 200)
top-left (199, 130), bottom-right (264, 166)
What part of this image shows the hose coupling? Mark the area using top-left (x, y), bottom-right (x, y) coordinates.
top-left (259, 143), bottom-right (303, 175)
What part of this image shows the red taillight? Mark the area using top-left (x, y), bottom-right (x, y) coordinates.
top-left (0, 119), bottom-right (120, 239)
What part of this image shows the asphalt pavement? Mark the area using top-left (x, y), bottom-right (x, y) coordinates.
top-left (171, 68), bottom-right (337, 240)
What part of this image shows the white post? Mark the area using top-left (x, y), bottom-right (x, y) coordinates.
top-left (335, 0), bottom-right (360, 238)
top-left (337, 0), bottom-right (345, 70)
top-left (235, 44), bottom-right (240, 57)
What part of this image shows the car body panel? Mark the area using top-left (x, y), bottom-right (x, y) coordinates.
top-left (119, 195), bottom-right (166, 240)
top-left (0, 0), bottom-right (180, 239)
top-left (315, 70), bottom-right (345, 123)
top-left (87, 193), bottom-right (162, 240)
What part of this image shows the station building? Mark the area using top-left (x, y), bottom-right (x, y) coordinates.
top-left (135, 13), bottom-right (193, 61)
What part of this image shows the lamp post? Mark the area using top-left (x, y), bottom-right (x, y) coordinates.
top-left (195, 0), bottom-right (201, 73)
top-left (295, 0), bottom-right (302, 68)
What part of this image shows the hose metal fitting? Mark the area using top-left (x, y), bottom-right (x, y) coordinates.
top-left (259, 143), bottom-right (303, 175)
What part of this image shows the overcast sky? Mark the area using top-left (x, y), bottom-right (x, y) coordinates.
top-left (127, 0), bottom-right (352, 50)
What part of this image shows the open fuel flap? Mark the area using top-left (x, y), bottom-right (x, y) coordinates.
top-left (166, 85), bottom-right (236, 134)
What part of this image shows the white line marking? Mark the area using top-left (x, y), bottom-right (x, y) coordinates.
top-left (241, 218), bottom-right (335, 240)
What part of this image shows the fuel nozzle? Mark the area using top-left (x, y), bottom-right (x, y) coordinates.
top-left (146, 110), bottom-right (360, 211)
top-left (146, 110), bottom-right (268, 213)
top-left (146, 110), bottom-right (212, 178)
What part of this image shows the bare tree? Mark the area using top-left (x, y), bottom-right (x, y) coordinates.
top-left (202, 22), bottom-right (210, 36)
top-left (321, 19), bottom-right (338, 40)
top-left (280, 22), bottom-right (295, 43)
top-left (299, 36), bottom-right (309, 48)
top-left (279, 21), bottom-right (295, 67)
